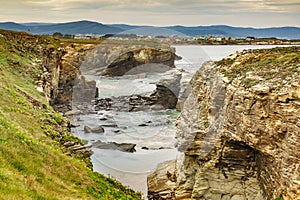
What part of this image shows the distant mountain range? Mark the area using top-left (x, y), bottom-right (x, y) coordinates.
top-left (0, 20), bottom-right (299, 39)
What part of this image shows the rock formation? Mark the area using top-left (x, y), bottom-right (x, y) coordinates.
top-left (42, 43), bottom-right (97, 112)
top-left (94, 69), bottom-right (183, 111)
top-left (148, 47), bottom-right (300, 200)
top-left (0, 30), bottom-right (98, 165)
top-left (40, 42), bottom-right (181, 112)
top-left (151, 69), bottom-right (182, 109)
top-left (92, 140), bottom-right (136, 153)
top-left (78, 42), bottom-right (181, 76)
top-left (100, 47), bottom-right (179, 76)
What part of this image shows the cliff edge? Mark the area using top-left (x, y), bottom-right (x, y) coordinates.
top-left (148, 47), bottom-right (300, 200)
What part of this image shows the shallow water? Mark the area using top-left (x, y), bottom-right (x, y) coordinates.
top-left (72, 110), bottom-right (178, 148)
top-left (91, 148), bottom-right (179, 196)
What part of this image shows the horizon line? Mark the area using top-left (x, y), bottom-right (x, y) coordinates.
top-left (1, 20), bottom-right (300, 29)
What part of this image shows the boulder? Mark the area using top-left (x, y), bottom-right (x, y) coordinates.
top-left (84, 125), bottom-right (92, 133)
top-left (151, 69), bottom-right (182, 109)
top-left (70, 121), bottom-right (80, 127)
top-left (92, 126), bottom-right (105, 134)
top-left (93, 140), bottom-right (136, 153)
top-left (84, 125), bottom-right (105, 134)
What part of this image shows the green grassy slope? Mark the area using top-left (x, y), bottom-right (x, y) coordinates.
top-left (0, 29), bottom-right (142, 200)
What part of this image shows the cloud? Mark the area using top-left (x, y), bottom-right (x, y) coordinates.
top-left (0, 0), bottom-right (298, 27)
top-left (23, 0), bottom-right (168, 10)
top-left (21, 0), bottom-right (300, 13)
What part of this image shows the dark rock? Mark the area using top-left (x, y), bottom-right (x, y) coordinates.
top-left (77, 117), bottom-right (84, 121)
top-left (70, 121), bottom-right (80, 127)
top-left (116, 143), bottom-right (136, 153)
top-left (76, 149), bottom-right (93, 158)
top-left (92, 126), bottom-right (105, 134)
top-left (113, 129), bottom-right (121, 133)
top-left (142, 147), bottom-right (149, 150)
top-left (151, 69), bottom-right (182, 109)
top-left (95, 98), bottom-right (113, 111)
top-left (138, 123), bottom-right (148, 127)
top-left (101, 124), bottom-right (118, 128)
top-left (158, 147), bottom-right (172, 150)
top-left (84, 125), bottom-right (105, 133)
top-left (93, 140), bottom-right (136, 153)
top-left (101, 48), bottom-right (178, 76)
top-left (84, 125), bottom-right (92, 133)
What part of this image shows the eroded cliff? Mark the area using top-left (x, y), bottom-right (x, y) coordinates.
top-left (41, 43), bottom-right (98, 112)
top-left (148, 47), bottom-right (300, 200)
top-left (79, 42), bottom-right (180, 77)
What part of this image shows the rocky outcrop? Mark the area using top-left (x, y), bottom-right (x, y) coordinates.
top-left (101, 47), bottom-right (179, 76)
top-left (42, 43), bottom-right (181, 112)
top-left (95, 95), bottom-right (160, 112)
top-left (148, 47), bottom-right (300, 200)
top-left (72, 75), bottom-right (98, 108)
top-left (94, 69), bottom-right (183, 111)
top-left (42, 43), bottom-right (97, 112)
top-left (84, 125), bottom-right (105, 133)
top-left (92, 140), bottom-right (136, 153)
top-left (148, 159), bottom-right (178, 200)
top-left (151, 69), bottom-right (182, 109)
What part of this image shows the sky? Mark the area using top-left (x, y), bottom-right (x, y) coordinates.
top-left (0, 0), bottom-right (299, 27)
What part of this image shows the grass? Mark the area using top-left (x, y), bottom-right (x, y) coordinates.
top-left (216, 46), bottom-right (300, 89)
top-left (0, 29), bottom-right (142, 199)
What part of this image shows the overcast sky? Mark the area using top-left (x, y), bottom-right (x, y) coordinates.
top-left (0, 0), bottom-right (299, 27)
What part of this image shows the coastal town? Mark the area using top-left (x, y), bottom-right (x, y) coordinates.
top-left (57, 32), bottom-right (300, 45)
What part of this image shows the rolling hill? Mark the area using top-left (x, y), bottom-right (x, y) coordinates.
top-left (0, 20), bottom-right (299, 39)
top-left (0, 20), bottom-right (123, 35)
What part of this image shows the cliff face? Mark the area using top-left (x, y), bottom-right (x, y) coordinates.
top-left (148, 47), bottom-right (300, 200)
top-left (43, 43), bottom-right (180, 111)
top-left (0, 29), bottom-right (98, 113)
top-left (79, 42), bottom-right (180, 77)
top-left (42, 43), bottom-right (97, 112)
top-left (102, 47), bottom-right (178, 76)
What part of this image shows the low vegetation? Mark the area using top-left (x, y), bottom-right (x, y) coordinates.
top-left (0, 29), bottom-right (142, 199)
top-left (197, 37), bottom-right (300, 45)
top-left (216, 46), bottom-right (300, 89)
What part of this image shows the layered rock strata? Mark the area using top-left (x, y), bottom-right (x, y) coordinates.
top-left (79, 44), bottom-right (180, 76)
top-left (42, 43), bottom-right (97, 112)
top-left (101, 48), bottom-right (178, 76)
top-left (148, 47), bottom-right (300, 200)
